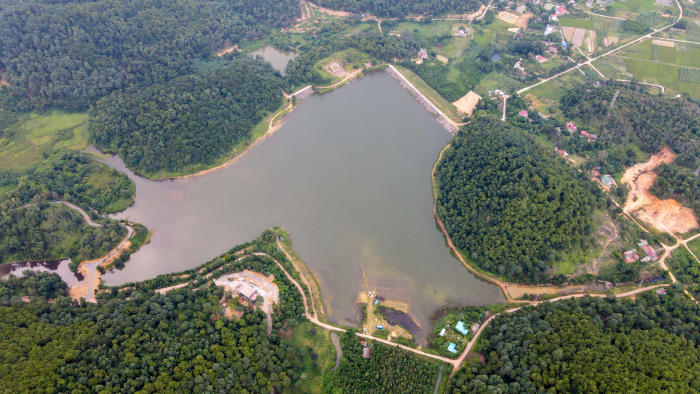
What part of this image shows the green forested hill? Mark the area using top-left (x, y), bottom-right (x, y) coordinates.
top-left (89, 57), bottom-right (285, 177)
top-left (435, 117), bottom-right (603, 282)
top-left (0, 203), bottom-right (125, 264)
top-left (448, 290), bottom-right (700, 393)
top-left (0, 234), bottom-right (323, 392)
top-left (0, 152), bottom-right (135, 264)
top-left (11, 152), bottom-right (134, 214)
top-left (314, 0), bottom-right (483, 17)
top-left (0, 0), bottom-right (300, 110)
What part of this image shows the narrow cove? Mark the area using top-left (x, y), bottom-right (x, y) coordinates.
top-left (102, 72), bottom-right (504, 340)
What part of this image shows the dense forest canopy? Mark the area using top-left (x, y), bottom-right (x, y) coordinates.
top-left (435, 117), bottom-right (604, 282)
top-left (561, 84), bottom-right (699, 170)
top-left (0, 235), bottom-right (321, 392)
top-left (0, 0), bottom-right (300, 110)
top-left (0, 152), bottom-right (135, 264)
top-left (448, 290), bottom-right (700, 393)
top-left (0, 202), bottom-right (125, 264)
top-left (89, 57), bottom-right (285, 177)
top-left (4, 152), bottom-right (134, 214)
top-left (315, 0), bottom-right (483, 18)
top-left (325, 330), bottom-right (442, 393)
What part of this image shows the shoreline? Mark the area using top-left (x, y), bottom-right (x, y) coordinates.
top-left (430, 144), bottom-right (658, 302)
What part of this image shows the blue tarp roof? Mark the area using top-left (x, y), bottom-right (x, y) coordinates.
top-left (455, 321), bottom-right (469, 335)
top-left (447, 343), bottom-right (458, 354)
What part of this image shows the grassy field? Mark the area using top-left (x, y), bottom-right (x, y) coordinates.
top-left (0, 110), bottom-right (89, 171)
top-left (393, 20), bottom-right (454, 40)
top-left (559, 16), bottom-right (595, 30)
top-left (286, 321), bottom-right (336, 393)
top-left (600, 39), bottom-right (700, 97)
top-left (393, 65), bottom-right (463, 122)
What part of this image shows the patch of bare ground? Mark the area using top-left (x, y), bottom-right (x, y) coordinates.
top-left (215, 45), bottom-right (239, 57)
top-left (443, 4), bottom-right (486, 21)
top-left (497, 11), bottom-right (533, 28)
top-left (621, 147), bottom-right (699, 234)
top-left (305, 0), bottom-right (353, 17)
top-left (323, 60), bottom-right (351, 79)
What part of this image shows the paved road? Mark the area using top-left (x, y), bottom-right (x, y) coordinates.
top-left (517, 0), bottom-right (683, 95)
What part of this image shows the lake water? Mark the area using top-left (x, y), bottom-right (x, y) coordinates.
top-left (248, 46), bottom-right (297, 75)
top-left (102, 72), bottom-right (504, 340)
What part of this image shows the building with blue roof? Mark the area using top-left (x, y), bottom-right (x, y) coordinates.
top-left (455, 321), bottom-right (469, 336)
top-left (447, 343), bottom-right (458, 354)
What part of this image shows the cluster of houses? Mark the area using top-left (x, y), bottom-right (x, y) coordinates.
top-left (623, 240), bottom-right (659, 263)
top-left (590, 167), bottom-right (616, 188)
top-left (439, 320), bottom-right (481, 354)
top-left (566, 121), bottom-right (598, 142)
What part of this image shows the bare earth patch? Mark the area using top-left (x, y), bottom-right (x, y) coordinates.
top-left (323, 61), bottom-right (351, 79)
top-left (498, 11), bottom-right (533, 28)
top-left (604, 36), bottom-right (620, 46)
top-left (621, 147), bottom-right (699, 234)
top-left (306, 0), bottom-right (353, 17)
top-left (652, 39), bottom-right (675, 47)
top-left (452, 90), bottom-right (482, 116)
top-left (215, 45), bottom-right (239, 57)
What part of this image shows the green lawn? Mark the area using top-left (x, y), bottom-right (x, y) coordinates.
top-left (0, 110), bottom-right (89, 171)
top-left (393, 65), bottom-right (463, 122)
top-left (286, 321), bottom-right (336, 393)
top-left (394, 20), bottom-right (454, 40)
top-left (559, 16), bottom-right (594, 30)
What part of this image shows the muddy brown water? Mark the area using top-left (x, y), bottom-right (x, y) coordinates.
top-left (99, 72), bottom-right (504, 342)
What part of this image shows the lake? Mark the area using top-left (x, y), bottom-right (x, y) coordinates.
top-left (248, 46), bottom-right (297, 75)
top-left (103, 72), bottom-right (504, 340)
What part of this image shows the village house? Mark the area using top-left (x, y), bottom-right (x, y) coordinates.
top-left (447, 343), bottom-right (458, 354)
top-left (555, 147), bottom-right (569, 158)
top-left (601, 174), bottom-right (616, 187)
top-left (623, 249), bottom-right (640, 263)
top-left (656, 288), bottom-right (667, 295)
top-left (418, 48), bottom-right (428, 60)
top-left (237, 282), bottom-right (258, 302)
top-left (519, 109), bottom-right (529, 118)
top-left (453, 28), bottom-right (467, 37)
top-left (566, 121), bottom-right (577, 133)
top-left (590, 169), bottom-right (600, 177)
top-left (555, 5), bottom-right (568, 15)
top-left (536, 55), bottom-right (548, 63)
top-left (638, 240), bottom-right (659, 261)
top-left (363, 346), bottom-right (371, 359)
top-left (455, 321), bottom-right (469, 336)
top-left (514, 60), bottom-right (526, 73)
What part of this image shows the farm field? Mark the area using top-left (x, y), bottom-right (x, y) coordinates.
top-left (0, 111), bottom-right (90, 171)
top-left (596, 39), bottom-right (700, 98)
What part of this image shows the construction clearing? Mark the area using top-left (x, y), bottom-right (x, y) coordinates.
top-left (497, 11), bottom-right (533, 28)
top-left (452, 91), bottom-right (482, 116)
top-left (215, 270), bottom-right (280, 333)
top-left (621, 148), bottom-right (699, 234)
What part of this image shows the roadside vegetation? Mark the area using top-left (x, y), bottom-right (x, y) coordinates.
top-left (324, 330), bottom-right (443, 393)
top-left (448, 289), bottom-right (700, 393)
